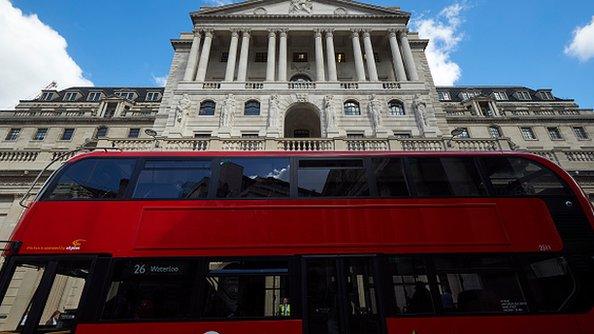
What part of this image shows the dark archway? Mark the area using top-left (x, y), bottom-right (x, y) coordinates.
top-left (284, 103), bottom-right (321, 138)
top-left (289, 74), bottom-right (312, 82)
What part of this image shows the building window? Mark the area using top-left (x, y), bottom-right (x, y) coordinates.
top-left (241, 133), bottom-right (259, 138)
top-left (344, 100), bottom-right (361, 115)
top-left (573, 127), bottom-right (589, 140)
top-left (87, 92), bottom-right (102, 101)
top-left (437, 91), bottom-right (451, 101)
top-left (199, 100), bottom-right (216, 116)
top-left (95, 126), bottom-right (108, 138)
top-left (33, 128), bottom-right (48, 141)
top-left (244, 100), bottom-right (260, 116)
top-left (388, 100), bottom-right (405, 116)
top-left (194, 132), bottom-right (211, 138)
top-left (493, 91), bottom-right (508, 100)
top-left (346, 132), bottom-right (364, 138)
top-left (520, 127), bottom-right (537, 140)
top-left (128, 128), bottom-right (140, 138)
top-left (145, 92), bottom-right (160, 101)
top-left (40, 92), bottom-right (54, 101)
top-left (393, 132), bottom-right (411, 138)
top-left (516, 91), bottom-right (532, 100)
top-left (488, 126), bottom-right (502, 138)
top-left (103, 102), bottom-right (117, 118)
top-left (60, 128), bottom-right (75, 141)
top-left (293, 52), bottom-right (308, 62)
top-left (116, 92), bottom-right (135, 100)
top-left (220, 52), bottom-right (229, 62)
top-left (539, 91), bottom-right (553, 100)
top-left (63, 92), bottom-right (78, 101)
top-left (547, 127), bottom-right (563, 140)
top-left (4, 128), bottom-right (21, 141)
top-left (336, 52), bottom-right (346, 63)
top-left (255, 52), bottom-right (267, 63)
top-left (460, 91), bottom-right (480, 100)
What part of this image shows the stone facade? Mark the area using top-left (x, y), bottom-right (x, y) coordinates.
top-left (0, 0), bottom-right (593, 239)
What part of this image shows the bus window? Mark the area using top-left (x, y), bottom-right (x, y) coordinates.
top-left (43, 158), bottom-right (136, 200)
top-left (522, 256), bottom-right (575, 312)
top-left (480, 157), bottom-right (570, 196)
top-left (37, 260), bottom-right (90, 333)
top-left (202, 259), bottom-right (289, 319)
top-left (216, 158), bottom-right (291, 198)
top-left (407, 157), bottom-right (486, 197)
top-left (102, 260), bottom-right (196, 320)
top-left (0, 262), bottom-right (45, 332)
top-left (297, 159), bottom-right (369, 197)
top-left (132, 159), bottom-right (211, 199)
top-left (371, 158), bottom-right (409, 197)
top-left (433, 256), bottom-right (528, 314)
top-left (385, 257), bottom-right (433, 315)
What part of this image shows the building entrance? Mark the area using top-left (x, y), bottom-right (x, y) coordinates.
top-left (284, 103), bottom-right (321, 138)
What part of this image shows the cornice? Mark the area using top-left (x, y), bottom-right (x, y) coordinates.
top-left (445, 115), bottom-right (594, 124)
top-left (0, 116), bottom-right (156, 125)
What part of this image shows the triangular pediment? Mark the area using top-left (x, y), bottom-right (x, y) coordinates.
top-left (194, 0), bottom-right (408, 17)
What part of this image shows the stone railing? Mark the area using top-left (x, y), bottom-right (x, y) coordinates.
top-left (5, 138), bottom-right (593, 172)
top-left (245, 82), bottom-right (264, 89)
top-left (288, 82), bottom-right (316, 90)
top-left (202, 82), bottom-right (221, 89)
top-left (278, 138), bottom-right (334, 151)
top-left (340, 82), bottom-right (359, 90)
top-left (382, 82), bottom-right (401, 90)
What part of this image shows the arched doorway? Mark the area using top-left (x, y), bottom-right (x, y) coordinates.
top-left (290, 74), bottom-right (312, 82)
top-left (284, 103), bottom-right (321, 138)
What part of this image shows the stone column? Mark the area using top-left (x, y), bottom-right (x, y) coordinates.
top-left (399, 31), bottom-right (419, 81)
top-left (278, 29), bottom-right (288, 81)
top-left (224, 29), bottom-right (240, 82)
top-left (351, 30), bottom-right (366, 81)
top-left (388, 29), bottom-right (407, 81)
top-left (314, 29), bottom-right (326, 82)
top-left (266, 30), bottom-right (277, 82)
top-left (237, 30), bottom-right (251, 82)
top-left (324, 30), bottom-right (338, 81)
top-left (183, 29), bottom-right (202, 81)
top-left (195, 29), bottom-right (214, 82)
top-left (362, 30), bottom-right (378, 81)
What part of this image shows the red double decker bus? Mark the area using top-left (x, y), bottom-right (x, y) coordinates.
top-left (0, 151), bottom-right (593, 334)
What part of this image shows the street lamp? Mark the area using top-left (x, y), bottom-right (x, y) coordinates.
top-left (446, 127), bottom-right (466, 147)
top-left (144, 129), bottom-right (159, 148)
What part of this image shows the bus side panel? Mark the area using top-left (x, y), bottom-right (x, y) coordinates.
top-left (386, 315), bottom-right (583, 334)
top-left (75, 319), bottom-right (302, 334)
top-left (133, 199), bottom-right (561, 254)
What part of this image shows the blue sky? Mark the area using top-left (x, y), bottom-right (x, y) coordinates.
top-left (3, 0), bottom-right (594, 108)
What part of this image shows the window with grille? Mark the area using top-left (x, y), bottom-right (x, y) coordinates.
top-left (344, 100), bottom-right (361, 115)
top-left (388, 100), bottom-right (405, 116)
top-left (199, 100), bottom-right (216, 116)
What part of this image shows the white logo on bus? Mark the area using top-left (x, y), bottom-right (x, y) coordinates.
top-left (204, 331), bottom-right (220, 334)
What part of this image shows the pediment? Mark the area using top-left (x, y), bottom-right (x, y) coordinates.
top-left (194, 0), bottom-right (407, 17)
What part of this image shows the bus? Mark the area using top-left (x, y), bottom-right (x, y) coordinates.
top-left (0, 151), bottom-right (592, 334)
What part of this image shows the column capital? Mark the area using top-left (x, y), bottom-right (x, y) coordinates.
top-left (241, 29), bottom-right (252, 36)
top-left (350, 29), bottom-right (362, 38)
top-left (267, 29), bottom-right (278, 37)
top-left (192, 26), bottom-right (202, 34)
top-left (229, 29), bottom-right (241, 38)
top-left (323, 28), bottom-right (335, 36)
top-left (361, 30), bottom-right (371, 38)
top-left (278, 28), bottom-right (288, 37)
top-left (203, 28), bottom-right (214, 37)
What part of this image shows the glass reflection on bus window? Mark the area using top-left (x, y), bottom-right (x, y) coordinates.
top-left (297, 159), bottom-right (369, 197)
top-left (44, 159), bottom-right (136, 200)
top-left (132, 159), bottom-right (211, 199)
top-left (386, 257), bottom-right (434, 314)
top-left (216, 158), bottom-right (290, 198)
top-left (407, 157), bottom-right (487, 197)
top-left (480, 157), bottom-right (570, 196)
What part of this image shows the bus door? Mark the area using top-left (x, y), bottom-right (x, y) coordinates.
top-left (0, 256), bottom-right (98, 334)
top-left (304, 257), bottom-right (384, 334)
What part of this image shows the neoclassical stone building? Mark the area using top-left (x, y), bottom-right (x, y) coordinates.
top-left (0, 0), bottom-right (593, 243)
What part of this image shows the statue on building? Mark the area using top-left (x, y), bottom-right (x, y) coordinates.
top-left (412, 94), bottom-right (437, 136)
top-left (368, 94), bottom-right (382, 131)
top-left (268, 95), bottom-right (280, 130)
top-left (220, 94), bottom-right (235, 128)
top-left (175, 94), bottom-right (192, 125)
top-left (289, 0), bottom-right (313, 14)
top-left (324, 95), bottom-right (336, 130)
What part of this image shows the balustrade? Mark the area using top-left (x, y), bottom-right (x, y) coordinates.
top-left (278, 139), bottom-right (334, 151)
top-left (288, 82), bottom-right (316, 90)
top-left (202, 82), bottom-right (221, 89)
top-left (245, 82), bottom-right (264, 89)
top-left (340, 82), bottom-right (359, 89)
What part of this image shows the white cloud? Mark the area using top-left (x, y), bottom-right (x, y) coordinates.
top-left (152, 74), bottom-right (167, 86)
top-left (565, 16), bottom-right (594, 62)
top-left (414, 3), bottom-right (466, 86)
top-left (0, 0), bottom-right (92, 109)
